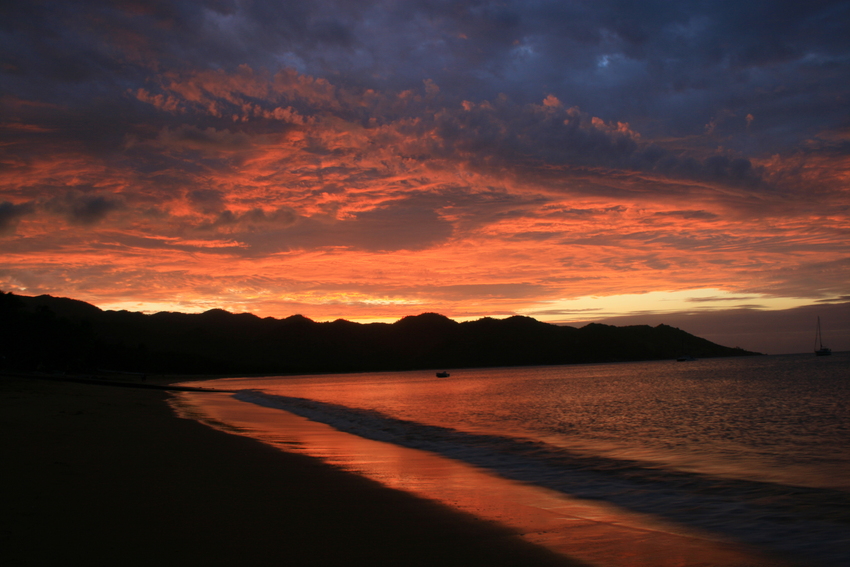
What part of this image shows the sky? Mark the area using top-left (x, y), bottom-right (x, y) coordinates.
top-left (1, 0), bottom-right (849, 354)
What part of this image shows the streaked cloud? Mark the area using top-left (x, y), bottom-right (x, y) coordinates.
top-left (1, 1), bottom-right (848, 349)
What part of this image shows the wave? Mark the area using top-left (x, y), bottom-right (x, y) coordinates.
top-left (235, 389), bottom-right (849, 566)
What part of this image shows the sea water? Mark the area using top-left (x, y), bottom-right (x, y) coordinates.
top-left (174, 353), bottom-right (849, 566)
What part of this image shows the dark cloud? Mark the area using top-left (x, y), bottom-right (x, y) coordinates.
top-left (4, 1), bottom-right (847, 153)
top-left (46, 194), bottom-right (124, 226)
top-left (193, 196), bottom-right (454, 255)
top-left (208, 207), bottom-right (299, 231)
top-left (3, 0), bottom-right (847, 188)
top-left (0, 201), bottom-right (35, 234)
top-left (346, 202), bottom-right (453, 251)
top-left (187, 189), bottom-right (225, 214)
top-left (158, 126), bottom-right (253, 152)
top-left (1, 0), bottom-right (848, 330)
top-left (70, 196), bottom-right (122, 225)
top-left (394, 98), bottom-right (769, 194)
top-left (654, 210), bottom-right (719, 220)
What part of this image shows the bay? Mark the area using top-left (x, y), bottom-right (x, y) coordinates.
top-left (175, 353), bottom-right (850, 566)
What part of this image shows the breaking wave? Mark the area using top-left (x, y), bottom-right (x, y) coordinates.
top-left (235, 389), bottom-right (850, 566)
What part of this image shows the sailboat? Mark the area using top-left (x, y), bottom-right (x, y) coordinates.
top-left (814, 316), bottom-right (832, 356)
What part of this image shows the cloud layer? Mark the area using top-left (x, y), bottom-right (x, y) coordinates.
top-left (1, 1), bottom-right (848, 329)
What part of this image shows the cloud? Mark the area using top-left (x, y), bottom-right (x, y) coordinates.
top-left (207, 206), bottom-right (299, 231)
top-left (411, 97), bottom-right (769, 193)
top-left (0, 0), bottom-right (847, 341)
top-left (0, 201), bottom-right (35, 234)
top-left (224, 197), bottom-right (453, 254)
top-left (344, 201), bottom-right (454, 251)
top-left (128, 65), bottom-right (779, 203)
top-left (69, 196), bottom-right (123, 225)
top-left (426, 283), bottom-right (551, 301)
top-left (686, 295), bottom-right (760, 303)
top-left (45, 194), bottom-right (124, 226)
top-left (157, 125), bottom-right (253, 152)
top-left (187, 189), bottom-right (226, 214)
top-left (654, 210), bottom-right (719, 221)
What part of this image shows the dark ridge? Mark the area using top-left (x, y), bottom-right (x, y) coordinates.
top-left (0, 291), bottom-right (758, 375)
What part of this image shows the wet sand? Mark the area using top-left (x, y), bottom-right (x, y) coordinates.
top-left (0, 375), bottom-right (580, 567)
top-left (176, 389), bottom-right (793, 567)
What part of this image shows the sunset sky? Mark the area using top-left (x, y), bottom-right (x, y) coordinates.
top-left (2, 1), bottom-right (848, 353)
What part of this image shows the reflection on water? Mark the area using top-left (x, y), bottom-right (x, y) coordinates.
top-left (191, 355), bottom-right (850, 489)
top-left (171, 392), bottom-right (787, 567)
top-left (175, 354), bottom-right (850, 566)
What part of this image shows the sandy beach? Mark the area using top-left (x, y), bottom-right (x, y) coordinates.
top-left (0, 374), bottom-right (581, 567)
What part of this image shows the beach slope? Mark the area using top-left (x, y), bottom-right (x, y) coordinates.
top-left (0, 375), bottom-right (582, 566)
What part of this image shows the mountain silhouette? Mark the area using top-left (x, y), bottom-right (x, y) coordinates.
top-left (0, 292), bottom-right (758, 375)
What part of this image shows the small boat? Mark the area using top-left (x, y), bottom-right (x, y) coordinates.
top-left (815, 316), bottom-right (832, 356)
top-left (676, 355), bottom-right (696, 362)
top-left (436, 371), bottom-right (450, 377)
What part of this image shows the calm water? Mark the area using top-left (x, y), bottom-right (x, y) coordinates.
top-left (177, 353), bottom-right (850, 566)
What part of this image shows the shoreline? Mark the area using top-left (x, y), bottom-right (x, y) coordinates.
top-left (0, 373), bottom-right (581, 566)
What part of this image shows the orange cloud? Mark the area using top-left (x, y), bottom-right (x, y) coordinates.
top-left (2, 68), bottom-right (848, 323)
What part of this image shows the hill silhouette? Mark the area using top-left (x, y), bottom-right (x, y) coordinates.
top-left (0, 292), bottom-right (758, 375)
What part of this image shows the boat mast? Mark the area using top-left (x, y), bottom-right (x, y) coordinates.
top-left (814, 316), bottom-right (832, 356)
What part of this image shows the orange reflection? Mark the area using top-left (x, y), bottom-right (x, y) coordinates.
top-left (171, 392), bottom-right (790, 567)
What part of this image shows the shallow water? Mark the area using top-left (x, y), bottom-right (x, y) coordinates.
top-left (175, 353), bottom-right (850, 566)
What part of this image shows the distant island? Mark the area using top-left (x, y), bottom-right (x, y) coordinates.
top-left (0, 292), bottom-right (758, 376)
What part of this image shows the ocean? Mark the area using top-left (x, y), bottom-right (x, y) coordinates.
top-left (173, 353), bottom-right (849, 566)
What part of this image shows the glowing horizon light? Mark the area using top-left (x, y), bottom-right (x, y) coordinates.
top-left (1, 3), bottom-right (848, 353)
top-left (518, 289), bottom-right (821, 324)
top-left (88, 288), bottom-right (827, 326)
top-left (96, 300), bottom-right (235, 315)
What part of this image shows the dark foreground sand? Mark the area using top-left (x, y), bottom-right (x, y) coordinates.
top-left (0, 375), bottom-right (583, 567)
